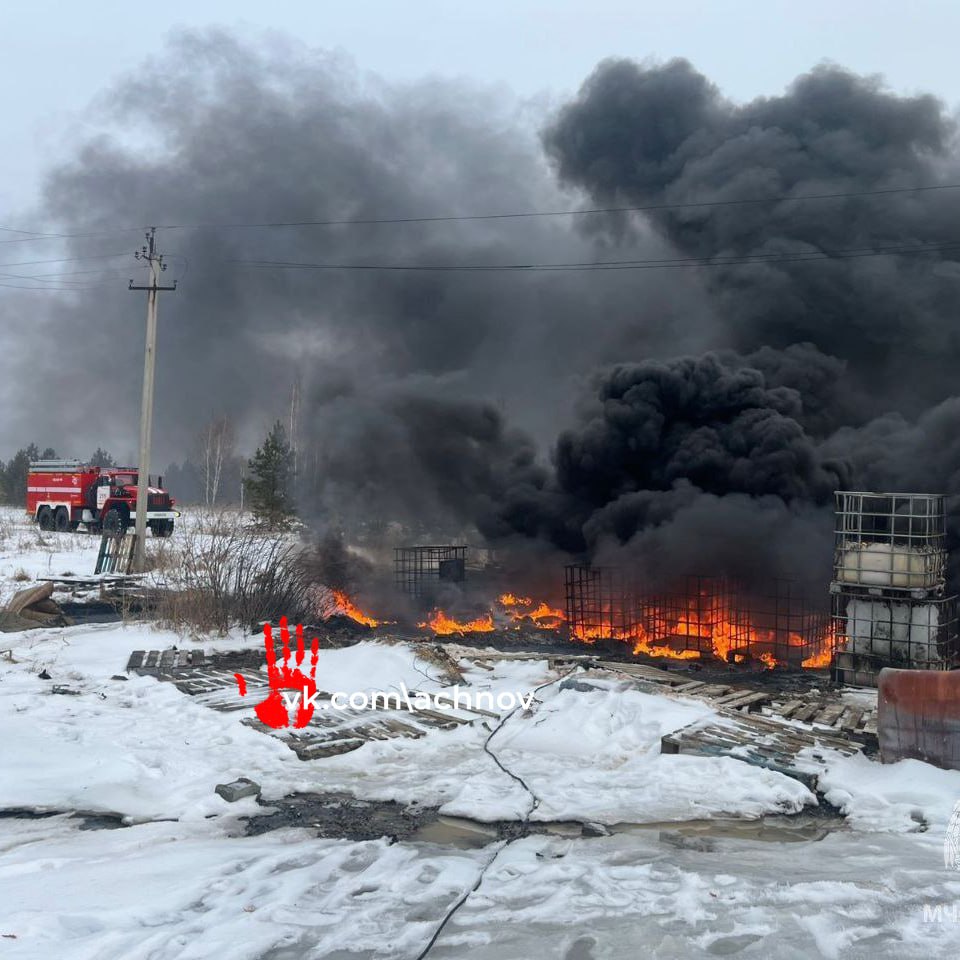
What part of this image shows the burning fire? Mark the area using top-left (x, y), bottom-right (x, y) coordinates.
top-left (323, 583), bottom-right (839, 669)
top-left (570, 592), bottom-right (838, 669)
top-left (418, 610), bottom-right (496, 635)
top-left (499, 593), bottom-right (532, 607)
top-left (330, 590), bottom-right (383, 628)
top-left (498, 594), bottom-right (566, 628)
top-left (801, 625), bottom-right (837, 668)
top-left (570, 622), bottom-right (700, 659)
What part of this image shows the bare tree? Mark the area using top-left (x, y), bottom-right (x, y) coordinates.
top-left (197, 416), bottom-right (236, 508)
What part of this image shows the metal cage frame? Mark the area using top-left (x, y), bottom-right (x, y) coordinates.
top-left (833, 491), bottom-right (946, 597)
top-left (563, 566), bottom-right (832, 664)
top-left (394, 545), bottom-right (467, 599)
top-left (564, 564), bottom-right (639, 641)
top-left (830, 591), bottom-right (960, 685)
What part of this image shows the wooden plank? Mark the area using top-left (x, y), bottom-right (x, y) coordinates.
top-left (673, 680), bottom-right (707, 693)
top-left (410, 690), bottom-right (501, 719)
top-left (720, 691), bottom-right (770, 712)
top-left (696, 684), bottom-right (733, 699)
top-left (792, 703), bottom-right (822, 723)
top-left (380, 718), bottom-right (425, 738)
top-left (594, 661), bottom-right (683, 684)
top-left (295, 738), bottom-right (365, 759)
top-left (94, 535), bottom-right (109, 574)
top-left (837, 706), bottom-right (863, 732)
top-left (814, 703), bottom-right (846, 727)
top-left (775, 700), bottom-right (804, 719)
top-left (712, 689), bottom-right (754, 705)
top-left (411, 707), bottom-right (470, 727)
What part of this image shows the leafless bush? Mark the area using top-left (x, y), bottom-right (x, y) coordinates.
top-left (157, 512), bottom-right (315, 634)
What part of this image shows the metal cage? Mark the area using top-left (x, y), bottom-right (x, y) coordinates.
top-left (833, 491), bottom-right (946, 596)
top-left (394, 545), bottom-right (467, 599)
top-left (730, 580), bottom-right (832, 667)
top-left (563, 564), bottom-right (638, 641)
top-left (564, 567), bottom-right (833, 665)
top-left (830, 591), bottom-right (960, 685)
top-left (637, 575), bottom-right (729, 657)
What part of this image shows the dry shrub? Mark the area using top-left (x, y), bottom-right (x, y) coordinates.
top-left (157, 512), bottom-right (314, 634)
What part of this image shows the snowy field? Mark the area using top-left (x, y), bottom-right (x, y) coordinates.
top-left (1, 508), bottom-right (960, 957)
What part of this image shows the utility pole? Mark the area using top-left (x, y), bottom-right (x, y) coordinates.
top-left (129, 228), bottom-right (176, 572)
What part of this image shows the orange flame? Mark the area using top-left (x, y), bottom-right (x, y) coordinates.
top-left (419, 610), bottom-right (496, 635)
top-left (498, 594), bottom-right (566, 628)
top-left (499, 593), bottom-right (532, 607)
top-left (330, 590), bottom-right (382, 628)
top-left (802, 624), bottom-right (837, 668)
top-left (570, 591), bottom-right (837, 669)
top-left (571, 622), bottom-right (700, 660)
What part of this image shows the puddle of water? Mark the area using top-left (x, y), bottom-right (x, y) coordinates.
top-left (410, 812), bottom-right (842, 849)
top-left (413, 816), bottom-right (500, 848)
top-left (0, 808), bottom-right (135, 831)
top-left (610, 813), bottom-right (842, 844)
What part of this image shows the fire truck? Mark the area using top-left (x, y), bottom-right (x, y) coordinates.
top-left (26, 460), bottom-right (177, 536)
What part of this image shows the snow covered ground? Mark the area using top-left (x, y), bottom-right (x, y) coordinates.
top-left (1, 509), bottom-right (960, 957)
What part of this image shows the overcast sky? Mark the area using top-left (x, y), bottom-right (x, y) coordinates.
top-left (3, 0), bottom-right (960, 219)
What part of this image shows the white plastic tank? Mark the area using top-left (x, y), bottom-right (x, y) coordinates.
top-left (835, 541), bottom-right (941, 589)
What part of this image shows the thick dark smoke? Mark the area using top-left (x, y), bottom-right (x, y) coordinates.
top-left (8, 30), bottom-right (709, 470)
top-left (544, 58), bottom-right (960, 422)
top-left (482, 350), bottom-right (851, 584)
top-left (9, 36), bottom-right (960, 591)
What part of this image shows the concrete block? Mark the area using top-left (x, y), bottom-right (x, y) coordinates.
top-left (215, 778), bottom-right (261, 803)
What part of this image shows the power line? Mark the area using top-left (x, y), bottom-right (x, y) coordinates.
top-left (3, 181), bottom-right (960, 242)
top-left (0, 253), bottom-right (132, 267)
top-left (230, 237), bottom-right (960, 274)
top-left (4, 236), bottom-right (960, 293)
top-left (154, 182), bottom-right (960, 230)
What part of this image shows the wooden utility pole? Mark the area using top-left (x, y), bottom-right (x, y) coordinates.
top-left (129, 228), bottom-right (176, 571)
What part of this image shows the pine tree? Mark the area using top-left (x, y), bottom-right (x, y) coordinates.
top-left (89, 447), bottom-right (115, 467)
top-left (246, 421), bottom-right (296, 528)
top-left (1, 444), bottom-right (42, 505)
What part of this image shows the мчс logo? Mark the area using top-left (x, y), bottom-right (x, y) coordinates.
top-left (945, 801), bottom-right (960, 871)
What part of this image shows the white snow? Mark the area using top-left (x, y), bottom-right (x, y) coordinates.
top-left (316, 679), bottom-right (816, 825)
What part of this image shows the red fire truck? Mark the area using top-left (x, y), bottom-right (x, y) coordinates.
top-left (26, 460), bottom-right (177, 536)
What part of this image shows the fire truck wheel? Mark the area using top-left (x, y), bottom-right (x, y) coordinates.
top-left (151, 520), bottom-right (174, 538)
top-left (37, 507), bottom-right (53, 531)
top-left (54, 507), bottom-right (70, 532)
top-left (102, 509), bottom-right (127, 535)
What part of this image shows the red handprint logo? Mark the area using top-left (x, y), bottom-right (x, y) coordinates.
top-left (234, 617), bottom-right (320, 729)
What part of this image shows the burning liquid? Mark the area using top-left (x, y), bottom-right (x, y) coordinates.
top-left (330, 590), bottom-right (383, 628)
top-left (419, 610), bottom-right (496, 635)
top-left (498, 594), bottom-right (566, 628)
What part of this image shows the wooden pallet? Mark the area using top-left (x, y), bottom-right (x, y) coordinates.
top-left (580, 658), bottom-right (878, 744)
top-left (763, 696), bottom-right (877, 746)
top-left (662, 711), bottom-right (863, 790)
top-left (38, 574), bottom-right (143, 589)
top-left (127, 648), bottom-right (208, 674)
